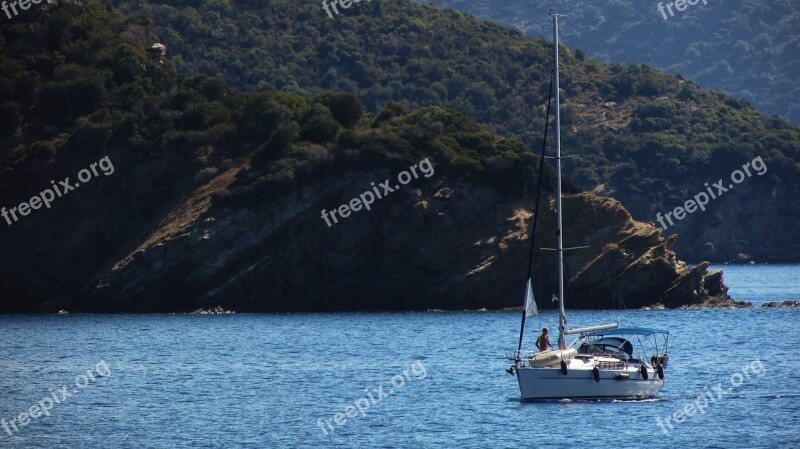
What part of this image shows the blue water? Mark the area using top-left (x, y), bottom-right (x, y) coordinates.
top-left (709, 264), bottom-right (800, 305)
top-left (1, 267), bottom-right (799, 448)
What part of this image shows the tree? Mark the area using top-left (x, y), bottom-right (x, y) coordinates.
top-left (318, 93), bottom-right (364, 128)
top-left (299, 104), bottom-right (340, 143)
top-left (251, 122), bottom-right (300, 167)
top-left (240, 94), bottom-right (286, 141)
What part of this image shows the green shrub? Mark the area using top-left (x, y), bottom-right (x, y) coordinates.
top-left (299, 104), bottom-right (340, 143)
top-left (239, 94), bottom-right (286, 141)
top-left (59, 120), bottom-right (111, 160)
top-left (318, 92), bottom-right (364, 129)
top-left (176, 100), bottom-right (214, 130)
top-left (251, 122), bottom-right (300, 167)
top-left (38, 78), bottom-right (107, 124)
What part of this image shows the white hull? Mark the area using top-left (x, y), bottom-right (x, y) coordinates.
top-left (516, 362), bottom-right (664, 400)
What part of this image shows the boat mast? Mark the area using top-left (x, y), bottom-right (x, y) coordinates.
top-left (553, 13), bottom-right (566, 350)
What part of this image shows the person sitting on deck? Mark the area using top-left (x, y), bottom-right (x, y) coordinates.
top-left (536, 328), bottom-right (554, 352)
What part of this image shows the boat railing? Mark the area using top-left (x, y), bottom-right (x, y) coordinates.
top-left (511, 350), bottom-right (657, 371)
top-left (507, 350), bottom-right (552, 368)
top-left (594, 360), bottom-right (627, 371)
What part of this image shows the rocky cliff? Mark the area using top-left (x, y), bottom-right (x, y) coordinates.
top-left (54, 161), bottom-right (739, 313)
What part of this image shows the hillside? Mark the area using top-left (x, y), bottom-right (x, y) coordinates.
top-left (0, 1), bottom-right (736, 312)
top-left (109, 0), bottom-right (800, 263)
top-left (424, 0), bottom-right (800, 124)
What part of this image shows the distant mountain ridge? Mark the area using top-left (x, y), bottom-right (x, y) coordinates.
top-left (425, 0), bottom-right (800, 124)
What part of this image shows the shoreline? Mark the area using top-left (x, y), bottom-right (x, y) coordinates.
top-left (0, 300), bottom-right (797, 316)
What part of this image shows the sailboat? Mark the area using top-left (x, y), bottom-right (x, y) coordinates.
top-left (507, 13), bottom-right (670, 400)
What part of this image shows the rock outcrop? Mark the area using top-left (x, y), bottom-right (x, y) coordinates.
top-left (762, 301), bottom-right (800, 308)
top-left (53, 165), bottom-right (738, 313)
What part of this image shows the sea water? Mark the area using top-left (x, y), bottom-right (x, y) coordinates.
top-left (0, 265), bottom-right (798, 448)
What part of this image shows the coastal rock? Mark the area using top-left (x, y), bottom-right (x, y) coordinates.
top-left (762, 300), bottom-right (800, 308)
top-left (191, 306), bottom-right (235, 314)
top-left (62, 168), bottom-right (737, 312)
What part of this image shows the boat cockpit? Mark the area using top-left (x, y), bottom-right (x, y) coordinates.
top-left (578, 337), bottom-right (635, 361)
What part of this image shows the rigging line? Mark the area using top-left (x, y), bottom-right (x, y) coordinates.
top-left (567, 271), bottom-right (577, 310)
top-left (589, 202), bottom-right (601, 310)
top-left (516, 68), bottom-right (555, 355)
top-left (587, 203), bottom-right (597, 310)
top-left (589, 201), bottom-right (614, 311)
